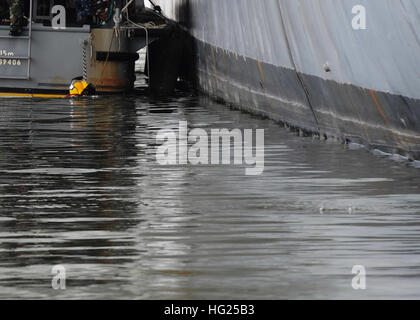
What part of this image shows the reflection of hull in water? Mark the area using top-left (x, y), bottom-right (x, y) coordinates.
top-left (154, 0), bottom-right (420, 159)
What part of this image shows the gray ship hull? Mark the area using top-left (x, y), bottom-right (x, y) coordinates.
top-left (0, 3), bottom-right (169, 97)
top-left (0, 24), bottom-right (90, 95)
top-left (153, 0), bottom-right (420, 158)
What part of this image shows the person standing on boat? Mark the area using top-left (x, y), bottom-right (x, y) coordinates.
top-left (7, 0), bottom-right (24, 36)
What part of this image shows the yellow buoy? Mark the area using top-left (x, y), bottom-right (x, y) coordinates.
top-left (69, 79), bottom-right (95, 96)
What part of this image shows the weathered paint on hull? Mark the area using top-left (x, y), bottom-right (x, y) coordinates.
top-left (197, 40), bottom-right (420, 158)
top-left (153, 0), bottom-right (420, 159)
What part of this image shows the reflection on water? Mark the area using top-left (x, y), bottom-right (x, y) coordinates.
top-left (1, 91), bottom-right (420, 299)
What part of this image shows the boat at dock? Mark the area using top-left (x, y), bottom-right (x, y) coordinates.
top-left (152, 0), bottom-right (420, 160)
top-left (0, 0), bottom-right (171, 97)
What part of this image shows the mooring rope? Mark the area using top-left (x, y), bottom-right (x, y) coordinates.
top-left (125, 17), bottom-right (150, 81)
top-left (276, 1), bottom-right (320, 131)
top-left (82, 42), bottom-right (88, 81)
top-left (120, 1), bottom-right (151, 80)
top-left (98, 26), bottom-right (119, 86)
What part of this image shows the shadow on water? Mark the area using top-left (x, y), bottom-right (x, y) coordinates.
top-left (1, 91), bottom-right (420, 299)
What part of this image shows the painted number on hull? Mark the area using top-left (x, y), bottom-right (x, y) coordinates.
top-left (0, 51), bottom-right (21, 67)
top-left (0, 59), bottom-right (22, 66)
top-left (0, 50), bottom-right (14, 57)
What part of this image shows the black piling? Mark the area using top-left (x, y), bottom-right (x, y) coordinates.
top-left (147, 24), bottom-right (190, 96)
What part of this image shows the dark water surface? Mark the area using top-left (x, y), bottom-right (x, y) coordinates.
top-left (1, 90), bottom-right (420, 299)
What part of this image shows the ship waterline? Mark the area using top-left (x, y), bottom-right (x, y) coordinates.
top-left (152, 0), bottom-right (420, 158)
